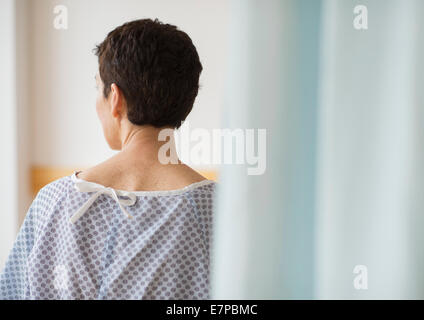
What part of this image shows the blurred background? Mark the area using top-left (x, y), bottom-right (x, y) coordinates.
top-left (1, 0), bottom-right (424, 299)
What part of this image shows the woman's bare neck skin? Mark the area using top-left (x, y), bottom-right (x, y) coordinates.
top-left (77, 126), bottom-right (206, 191)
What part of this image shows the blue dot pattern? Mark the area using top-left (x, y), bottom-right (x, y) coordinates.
top-left (0, 174), bottom-right (216, 300)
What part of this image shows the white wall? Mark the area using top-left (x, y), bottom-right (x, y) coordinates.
top-left (16, 0), bottom-right (32, 228)
top-left (0, 0), bottom-right (19, 270)
top-left (29, 0), bottom-right (228, 170)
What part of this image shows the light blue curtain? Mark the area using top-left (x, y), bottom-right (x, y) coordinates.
top-left (316, 0), bottom-right (424, 299)
top-left (211, 0), bottom-right (424, 299)
top-left (211, 0), bottom-right (322, 299)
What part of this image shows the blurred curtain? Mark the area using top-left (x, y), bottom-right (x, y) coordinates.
top-left (211, 0), bottom-right (424, 299)
top-left (211, 0), bottom-right (321, 299)
top-left (316, 0), bottom-right (424, 299)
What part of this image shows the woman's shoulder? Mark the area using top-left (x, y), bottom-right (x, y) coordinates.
top-left (36, 174), bottom-right (74, 198)
top-left (74, 160), bottom-right (214, 193)
top-left (25, 175), bottom-right (74, 223)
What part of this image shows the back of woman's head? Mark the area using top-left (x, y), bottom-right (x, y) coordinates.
top-left (94, 18), bottom-right (203, 129)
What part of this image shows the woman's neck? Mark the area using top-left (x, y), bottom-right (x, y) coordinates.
top-left (119, 125), bottom-right (179, 165)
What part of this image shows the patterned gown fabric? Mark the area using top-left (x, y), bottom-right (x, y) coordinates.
top-left (0, 172), bottom-right (216, 300)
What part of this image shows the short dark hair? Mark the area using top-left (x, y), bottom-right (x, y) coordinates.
top-left (94, 18), bottom-right (202, 129)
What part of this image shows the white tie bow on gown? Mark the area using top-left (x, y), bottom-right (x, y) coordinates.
top-left (69, 176), bottom-right (137, 224)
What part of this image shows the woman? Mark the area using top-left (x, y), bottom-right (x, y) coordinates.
top-left (0, 18), bottom-right (216, 300)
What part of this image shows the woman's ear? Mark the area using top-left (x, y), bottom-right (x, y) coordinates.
top-left (109, 83), bottom-right (124, 118)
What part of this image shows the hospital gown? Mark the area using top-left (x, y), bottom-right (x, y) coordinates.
top-left (0, 171), bottom-right (216, 300)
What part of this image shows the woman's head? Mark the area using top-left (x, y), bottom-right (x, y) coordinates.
top-left (94, 18), bottom-right (202, 150)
